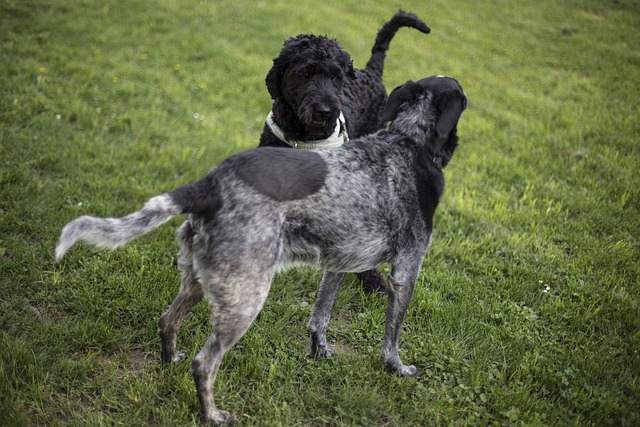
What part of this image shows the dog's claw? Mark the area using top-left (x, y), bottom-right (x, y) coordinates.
top-left (203, 409), bottom-right (233, 426)
top-left (384, 362), bottom-right (419, 377)
top-left (321, 346), bottom-right (335, 358)
top-left (309, 345), bottom-right (335, 360)
top-left (380, 353), bottom-right (419, 377)
top-left (161, 350), bottom-right (187, 365)
top-left (400, 364), bottom-right (418, 377)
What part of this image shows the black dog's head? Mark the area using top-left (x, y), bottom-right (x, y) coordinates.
top-left (383, 76), bottom-right (467, 168)
top-left (266, 35), bottom-right (357, 130)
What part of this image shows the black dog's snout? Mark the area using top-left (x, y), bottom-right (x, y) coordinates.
top-left (314, 106), bottom-right (332, 121)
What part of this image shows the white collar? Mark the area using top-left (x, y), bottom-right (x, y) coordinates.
top-left (266, 111), bottom-right (348, 149)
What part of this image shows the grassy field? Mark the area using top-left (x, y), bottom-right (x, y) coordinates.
top-left (1, 0), bottom-right (639, 425)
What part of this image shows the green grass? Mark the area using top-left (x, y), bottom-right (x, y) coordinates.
top-left (1, 0), bottom-right (639, 425)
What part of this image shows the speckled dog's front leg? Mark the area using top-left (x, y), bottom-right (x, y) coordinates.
top-left (308, 272), bottom-right (346, 359)
top-left (380, 256), bottom-right (423, 377)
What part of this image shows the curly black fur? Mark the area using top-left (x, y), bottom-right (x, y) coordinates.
top-left (259, 11), bottom-right (431, 294)
top-left (260, 10), bottom-right (430, 145)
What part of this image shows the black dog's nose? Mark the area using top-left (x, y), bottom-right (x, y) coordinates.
top-left (314, 107), bottom-right (331, 122)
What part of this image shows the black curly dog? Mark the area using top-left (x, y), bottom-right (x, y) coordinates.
top-left (259, 10), bottom-right (431, 295)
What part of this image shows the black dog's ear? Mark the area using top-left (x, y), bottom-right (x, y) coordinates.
top-left (339, 50), bottom-right (357, 80)
top-left (266, 55), bottom-right (287, 99)
top-left (382, 80), bottom-right (422, 122)
top-left (434, 91), bottom-right (467, 151)
top-left (267, 35), bottom-right (316, 99)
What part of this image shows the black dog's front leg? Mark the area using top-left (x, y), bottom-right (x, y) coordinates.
top-left (356, 269), bottom-right (387, 295)
top-left (308, 272), bottom-right (346, 359)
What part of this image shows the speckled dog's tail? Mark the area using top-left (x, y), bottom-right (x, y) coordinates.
top-left (55, 174), bottom-right (221, 262)
top-left (55, 194), bottom-right (182, 262)
top-left (365, 10), bottom-right (431, 79)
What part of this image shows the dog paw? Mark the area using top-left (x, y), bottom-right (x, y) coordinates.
top-left (309, 345), bottom-right (335, 359)
top-left (204, 409), bottom-right (233, 425)
top-left (399, 364), bottom-right (419, 377)
top-left (380, 355), bottom-right (419, 377)
top-left (322, 346), bottom-right (335, 358)
top-left (162, 351), bottom-right (187, 365)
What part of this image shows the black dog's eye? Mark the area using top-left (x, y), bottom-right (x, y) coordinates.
top-left (330, 74), bottom-right (337, 80)
top-left (303, 72), bottom-right (312, 79)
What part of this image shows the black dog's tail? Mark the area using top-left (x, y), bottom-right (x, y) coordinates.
top-left (365, 10), bottom-right (430, 79)
top-left (55, 175), bottom-right (220, 262)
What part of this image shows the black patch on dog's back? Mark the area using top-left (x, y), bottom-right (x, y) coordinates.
top-left (234, 148), bottom-right (328, 201)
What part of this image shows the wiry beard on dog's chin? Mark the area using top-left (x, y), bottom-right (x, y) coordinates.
top-left (298, 105), bottom-right (342, 140)
top-left (271, 97), bottom-right (341, 141)
top-left (304, 123), bottom-right (339, 141)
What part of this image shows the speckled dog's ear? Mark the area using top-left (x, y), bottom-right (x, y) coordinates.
top-left (382, 80), bottom-right (422, 122)
top-left (433, 90), bottom-right (467, 153)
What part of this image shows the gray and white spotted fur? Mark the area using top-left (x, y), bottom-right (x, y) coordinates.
top-left (56, 76), bottom-right (467, 425)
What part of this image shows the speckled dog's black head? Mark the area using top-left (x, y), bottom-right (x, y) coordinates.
top-left (383, 76), bottom-right (467, 168)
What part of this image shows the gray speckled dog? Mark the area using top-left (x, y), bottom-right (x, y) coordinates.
top-left (56, 76), bottom-right (466, 425)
